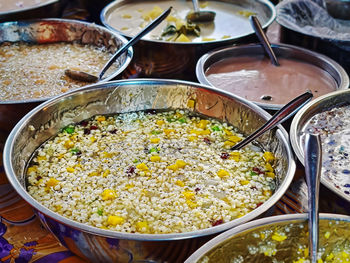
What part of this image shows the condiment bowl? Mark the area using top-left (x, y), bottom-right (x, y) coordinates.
top-left (186, 213), bottom-right (350, 262)
top-left (3, 79), bottom-right (295, 262)
top-left (196, 43), bottom-right (349, 110)
top-left (0, 18), bottom-right (133, 133)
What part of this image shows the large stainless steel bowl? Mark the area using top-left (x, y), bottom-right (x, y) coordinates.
top-left (100, 0), bottom-right (276, 80)
top-left (186, 213), bottom-right (350, 262)
top-left (0, 18), bottom-right (133, 133)
top-left (290, 89), bottom-right (350, 202)
top-left (196, 43), bottom-right (349, 110)
top-left (3, 79), bottom-right (295, 262)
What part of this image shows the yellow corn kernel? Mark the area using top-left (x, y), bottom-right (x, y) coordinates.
top-left (175, 180), bottom-right (185, 187)
top-left (176, 34), bottom-right (190, 42)
top-left (164, 129), bottom-right (175, 135)
top-left (260, 233), bottom-right (265, 240)
top-left (186, 200), bottom-right (198, 209)
top-left (150, 155), bottom-right (161, 162)
top-left (324, 231), bottom-right (331, 239)
top-left (224, 129), bottom-right (233, 136)
top-left (143, 6), bottom-right (163, 20)
top-left (90, 136), bottom-right (97, 143)
top-left (263, 190), bottom-right (272, 196)
top-left (107, 215), bottom-right (125, 226)
top-left (156, 120), bottom-right (164, 126)
top-left (263, 152), bottom-right (275, 163)
top-left (304, 247), bottom-right (309, 258)
top-left (271, 232), bottom-right (287, 242)
top-left (122, 14), bottom-right (132, 19)
top-left (150, 138), bottom-right (160, 143)
top-left (27, 166), bottom-right (37, 174)
top-left (197, 119), bottom-right (209, 129)
top-left (46, 178), bottom-right (59, 187)
top-left (37, 156), bottom-right (46, 161)
top-left (230, 152), bottom-right (240, 162)
top-left (96, 116), bottom-right (106, 122)
top-left (64, 140), bottom-right (74, 149)
top-left (167, 164), bottom-right (178, 171)
top-left (326, 253), bottom-right (334, 261)
top-left (136, 163), bottom-right (149, 171)
top-left (66, 167), bottom-right (75, 173)
top-left (103, 169), bottom-right (110, 177)
top-left (188, 136), bottom-right (197, 141)
top-left (190, 129), bottom-right (201, 135)
top-left (202, 37), bottom-right (215, 42)
top-left (317, 259), bottom-right (323, 263)
top-left (89, 171), bottom-right (99, 177)
top-left (228, 135), bottom-right (242, 143)
top-left (240, 180), bottom-right (250, 185)
top-left (201, 129), bottom-right (211, 135)
top-left (266, 172), bottom-right (276, 179)
top-left (141, 189), bottom-right (149, 196)
top-left (103, 151), bottom-right (113, 158)
top-left (221, 35), bottom-right (231, 39)
top-left (136, 221), bottom-right (149, 232)
top-left (217, 169), bottom-right (230, 178)
top-left (125, 184), bottom-right (134, 189)
top-left (175, 160), bottom-right (187, 168)
top-left (187, 99), bottom-right (195, 108)
top-left (183, 190), bottom-right (195, 200)
top-left (223, 140), bottom-right (235, 148)
top-left (265, 163), bottom-right (274, 172)
top-left (101, 189), bottom-right (117, 200)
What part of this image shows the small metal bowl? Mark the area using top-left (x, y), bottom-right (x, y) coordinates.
top-left (3, 79), bottom-right (295, 262)
top-left (196, 43), bottom-right (349, 110)
top-left (0, 18), bottom-right (133, 133)
top-left (186, 213), bottom-right (350, 262)
top-left (325, 0), bottom-right (350, 20)
top-left (290, 89), bottom-right (350, 202)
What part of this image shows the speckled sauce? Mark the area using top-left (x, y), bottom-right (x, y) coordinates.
top-left (305, 105), bottom-right (350, 196)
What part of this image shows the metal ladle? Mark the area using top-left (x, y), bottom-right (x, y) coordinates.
top-left (304, 133), bottom-right (322, 263)
top-left (249, 15), bottom-right (279, 66)
top-left (65, 6), bottom-right (172, 83)
top-left (186, 0), bottom-right (216, 23)
top-left (231, 91), bottom-right (313, 151)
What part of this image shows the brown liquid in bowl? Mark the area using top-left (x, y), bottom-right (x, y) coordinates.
top-left (205, 55), bottom-right (337, 105)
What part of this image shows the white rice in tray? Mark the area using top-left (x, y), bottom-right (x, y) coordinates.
top-left (26, 109), bottom-right (277, 234)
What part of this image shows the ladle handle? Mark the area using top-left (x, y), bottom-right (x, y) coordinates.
top-left (249, 15), bottom-right (280, 66)
top-left (99, 6), bottom-right (172, 80)
top-left (304, 133), bottom-right (322, 263)
top-left (231, 91), bottom-right (313, 151)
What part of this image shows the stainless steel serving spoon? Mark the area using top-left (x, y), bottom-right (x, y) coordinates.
top-left (249, 15), bottom-right (279, 66)
top-left (231, 91), bottom-right (313, 151)
top-left (65, 6), bottom-right (172, 83)
top-left (304, 133), bottom-right (322, 263)
top-left (186, 0), bottom-right (216, 23)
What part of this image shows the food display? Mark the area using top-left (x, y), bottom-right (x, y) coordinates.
top-left (193, 217), bottom-right (350, 263)
top-left (26, 109), bottom-right (276, 234)
top-left (0, 42), bottom-right (118, 101)
top-left (205, 55), bottom-right (337, 105)
top-left (103, 1), bottom-right (258, 42)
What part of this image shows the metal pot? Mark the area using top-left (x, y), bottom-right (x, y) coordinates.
top-left (0, 18), bottom-right (133, 133)
top-left (100, 0), bottom-right (276, 80)
top-left (290, 89), bottom-right (350, 203)
top-left (196, 43), bottom-right (349, 110)
top-left (185, 213), bottom-right (350, 262)
top-left (3, 79), bottom-right (295, 262)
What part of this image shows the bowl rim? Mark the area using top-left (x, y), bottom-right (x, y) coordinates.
top-left (0, 0), bottom-right (59, 16)
top-left (185, 212), bottom-right (350, 262)
top-left (0, 18), bottom-right (133, 105)
top-left (290, 88), bottom-right (350, 202)
top-left (99, 0), bottom-right (276, 45)
top-left (195, 42), bottom-right (350, 110)
top-left (3, 78), bottom-right (295, 241)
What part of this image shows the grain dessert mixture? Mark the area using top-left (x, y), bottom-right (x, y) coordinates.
top-left (26, 109), bottom-right (277, 234)
top-left (0, 42), bottom-right (118, 101)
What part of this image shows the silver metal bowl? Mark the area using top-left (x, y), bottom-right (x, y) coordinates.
top-left (325, 0), bottom-right (350, 20)
top-left (0, 18), bottom-right (133, 133)
top-left (290, 89), bottom-right (350, 202)
top-left (196, 43), bottom-right (349, 111)
top-left (186, 213), bottom-right (350, 262)
top-left (0, 0), bottom-right (66, 22)
top-left (100, 0), bottom-right (276, 79)
top-left (3, 79), bottom-right (295, 262)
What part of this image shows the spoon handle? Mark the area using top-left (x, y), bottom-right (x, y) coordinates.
top-left (231, 91), bottom-right (313, 151)
top-left (192, 0), bottom-right (200, 12)
top-left (304, 133), bottom-right (322, 263)
top-left (99, 6), bottom-right (172, 80)
top-left (249, 15), bottom-right (280, 66)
